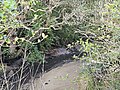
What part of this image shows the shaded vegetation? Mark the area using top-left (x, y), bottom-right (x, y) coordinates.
top-left (0, 0), bottom-right (120, 90)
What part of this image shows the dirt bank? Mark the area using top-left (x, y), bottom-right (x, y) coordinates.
top-left (22, 61), bottom-right (85, 90)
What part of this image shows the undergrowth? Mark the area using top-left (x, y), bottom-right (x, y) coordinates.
top-left (0, 0), bottom-right (120, 90)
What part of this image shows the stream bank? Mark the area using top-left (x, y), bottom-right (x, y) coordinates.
top-left (0, 47), bottom-right (84, 90)
top-left (22, 60), bottom-right (85, 90)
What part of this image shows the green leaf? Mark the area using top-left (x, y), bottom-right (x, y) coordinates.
top-left (6, 38), bottom-right (11, 44)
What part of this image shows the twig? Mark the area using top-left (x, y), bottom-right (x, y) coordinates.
top-left (0, 46), bottom-right (9, 90)
top-left (18, 45), bottom-right (27, 90)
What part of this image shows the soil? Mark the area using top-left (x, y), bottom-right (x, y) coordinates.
top-left (22, 61), bottom-right (83, 90)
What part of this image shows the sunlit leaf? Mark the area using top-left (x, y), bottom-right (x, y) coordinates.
top-left (15, 37), bottom-right (19, 42)
top-left (6, 39), bottom-right (11, 44)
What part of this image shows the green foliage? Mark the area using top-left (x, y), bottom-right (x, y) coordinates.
top-left (0, 0), bottom-right (80, 63)
top-left (71, 0), bottom-right (120, 89)
top-left (0, 0), bottom-right (119, 89)
top-left (0, 0), bottom-right (22, 59)
top-left (26, 0), bottom-right (80, 50)
top-left (27, 46), bottom-right (44, 63)
top-left (0, 0), bottom-right (46, 63)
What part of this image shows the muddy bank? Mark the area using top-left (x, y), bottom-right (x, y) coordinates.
top-left (23, 61), bottom-right (83, 90)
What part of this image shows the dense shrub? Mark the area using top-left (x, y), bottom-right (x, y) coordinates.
top-left (0, 0), bottom-right (80, 63)
top-left (68, 0), bottom-right (120, 89)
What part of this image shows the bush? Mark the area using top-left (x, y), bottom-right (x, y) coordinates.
top-left (70, 0), bottom-right (120, 89)
top-left (0, 0), bottom-right (80, 63)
